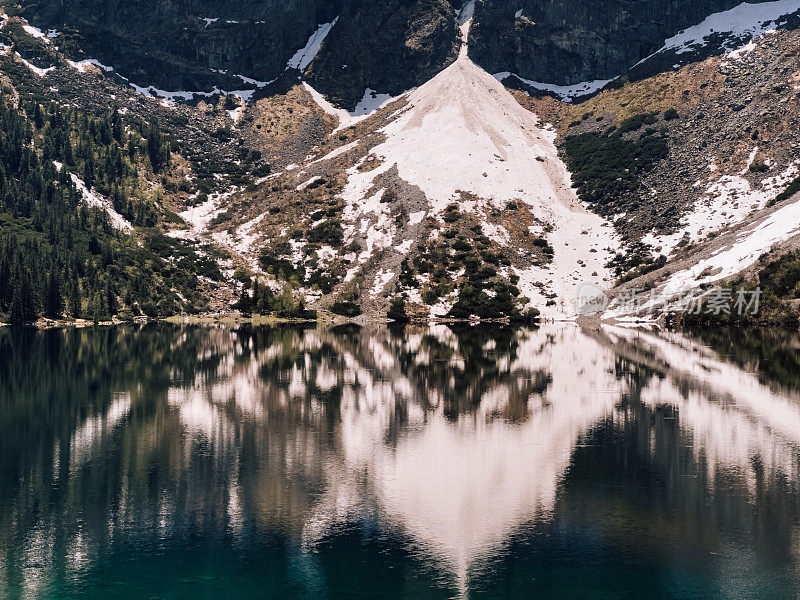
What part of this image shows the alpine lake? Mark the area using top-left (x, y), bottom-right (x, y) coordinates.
top-left (2, 323), bottom-right (800, 599)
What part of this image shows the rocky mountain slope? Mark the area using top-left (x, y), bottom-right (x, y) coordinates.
top-left (15, 0), bottom-right (343, 91)
top-left (13, 0), bottom-right (463, 108)
top-left (2, 1), bottom-right (800, 322)
top-left (204, 19), bottom-right (618, 319)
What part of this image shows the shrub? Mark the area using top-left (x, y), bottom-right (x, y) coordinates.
top-left (452, 238), bottom-right (471, 252)
top-left (330, 301), bottom-right (362, 317)
top-left (387, 296), bottom-right (409, 323)
top-left (307, 219), bottom-right (343, 246)
top-left (563, 129), bottom-right (669, 209)
top-left (769, 175), bottom-right (800, 207)
top-left (617, 112), bottom-right (659, 134)
top-left (443, 204), bottom-right (461, 223)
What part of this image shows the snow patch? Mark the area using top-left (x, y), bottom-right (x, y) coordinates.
top-left (643, 163), bottom-right (799, 256)
top-left (493, 72), bottom-right (612, 103)
top-left (22, 23), bottom-right (49, 42)
top-left (645, 0), bottom-right (800, 59)
top-left (457, 0), bottom-right (476, 25)
top-left (337, 43), bottom-right (619, 317)
top-left (352, 89), bottom-right (396, 116)
top-left (178, 190), bottom-right (234, 235)
top-left (15, 53), bottom-right (53, 77)
top-left (370, 269), bottom-right (396, 298)
top-left (70, 174), bottom-right (132, 231)
top-left (632, 197), bottom-right (800, 314)
top-left (67, 58), bottom-right (114, 73)
top-left (287, 18), bottom-right (339, 72)
top-left (727, 39), bottom-right (757, 59)
top-left (514, 9), bottom-right (534, 24)
top-left (297, 175), bottom-right (324, 191)
top-left (303, 82), bottom-right (407, 133)
top-left (226, 105), bottom-right (244, 124)
top-left (310, 141), bottom-right (360, 165)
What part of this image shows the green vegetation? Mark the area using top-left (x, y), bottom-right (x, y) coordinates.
top-left (330, 301), bottom-right (362, 318)
top-left (307, 218), bottom-right (344, 246)
top-left (616, 112), bottom-right (659, 135)
top-left (616, 254), bottom-right (667, 284)
top-left (681, 251), bottom-right (800, 327)
top-left (394, 226), bottom-right (535, 320)
top-left (0, 20), bottom-right (55, 65)
top-left (563, 117), bottom-right (669, 214)
top-left (387, 296), bottom-right (409, 323)
top-left (0, 86), bottom-right (215, 323)
top-left (234, 277), bottom-right (317, 320)
top-left (759, 251), bottom-right (800, 301)
top-left (768, 174), bottom-right (800, 207)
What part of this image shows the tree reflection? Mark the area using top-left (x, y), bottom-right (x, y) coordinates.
top-left (1, 323), bottom-right (800, 599)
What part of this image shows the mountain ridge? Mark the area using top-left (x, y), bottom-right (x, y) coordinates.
top-left (13, 0), bottom-right (798, 108)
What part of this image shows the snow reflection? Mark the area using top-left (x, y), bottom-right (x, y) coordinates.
top-left (1, 323), bottom-right (800, 596)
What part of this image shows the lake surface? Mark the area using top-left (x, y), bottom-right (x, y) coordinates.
top-left (1, 323), bottom-right (800, 599)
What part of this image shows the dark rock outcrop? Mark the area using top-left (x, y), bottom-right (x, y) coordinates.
top-left (307, 0), bottom-right (461, 110)
top-left (20, 0), bottom-right (793, 100)
top-left (20, 0), bottom-right (344, 90)
top-left (20, 0), bottom-right (460, 104)
top-left (467, 0), bottom-right (776, 85)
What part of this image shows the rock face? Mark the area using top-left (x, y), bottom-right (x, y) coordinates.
top-left (21, 0), bottom-right (343, 90)
top-left (467, 0), bottom-right (774, 85)
top-left (21, 0), bottom-right (783, 97)
top-left (307, 0), bottom-right (462, 110)
top-left (21, 0), bottom-right (460, 102)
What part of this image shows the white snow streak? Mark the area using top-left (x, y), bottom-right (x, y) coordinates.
top-left (287, 18), bottom-right (339, 72)
top-left (493, 72), bottom-right (612, 103)
top-left (457, 0), bottom-right (476, 25)
top-left (643, 163), bottom-right (799, 256)
top-left (303, 82), bottom-right (406, 133)
top-left (67, 58), bottom-right (114, 73)
top-left (646, 0), bottom-right (800, 58)
top-left (15, 53), bottom-right (53, 77)
top-left (633, 196), bottom-right (800, 314)
top-left (70, 174), bottom-right (133, 231)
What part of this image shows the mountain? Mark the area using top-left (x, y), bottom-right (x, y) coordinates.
top-left (1, 0), bottom-right (800, 323)
top-left (15, 0), bottom-right (463, 108)
top-left (468, 0), bottom-right (780, 85)
top-left (209, 19), bottom-right (616, 319)
top-left (14, 0), bottom-right (797, 104)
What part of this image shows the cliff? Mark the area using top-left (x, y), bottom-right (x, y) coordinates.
top-left (467, 0), bottom-right (775, 85)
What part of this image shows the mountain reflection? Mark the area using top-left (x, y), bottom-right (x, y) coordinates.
top-left (1, 324), bottom-right (800, 598)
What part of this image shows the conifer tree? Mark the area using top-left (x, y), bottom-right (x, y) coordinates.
top-left (44, 269), bottom-right (63, 318)
top-left (9, 268), bottom-right (38, 324)
top-left (387, 296), bottom-right (409, 323)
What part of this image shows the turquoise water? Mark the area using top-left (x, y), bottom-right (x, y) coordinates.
top-left (1, 323), bottom-right (800, 599)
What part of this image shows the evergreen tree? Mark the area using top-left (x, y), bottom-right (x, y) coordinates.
top-left (233, 287), bottom-right (252, 315)
top-left (387, 296), bottom-right (410, 323)
top-left (44, 269), bottom-right (63, 318)
top-left (89, 289), bottom-right (109, 323)
top-left (9, 268), bottom-right (38, 324)
top-left (146, 120), bottom-right (169, 173)
top-left (68, 277), bottom-right (82, 319)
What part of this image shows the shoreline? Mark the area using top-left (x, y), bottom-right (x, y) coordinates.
top-left (0, 310), bottom-right (546, 329)
top-left (1, 313), bottom-right (798, 330)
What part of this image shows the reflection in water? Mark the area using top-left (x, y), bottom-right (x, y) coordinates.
top-left (1, 324), bottom-right (800, 599)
